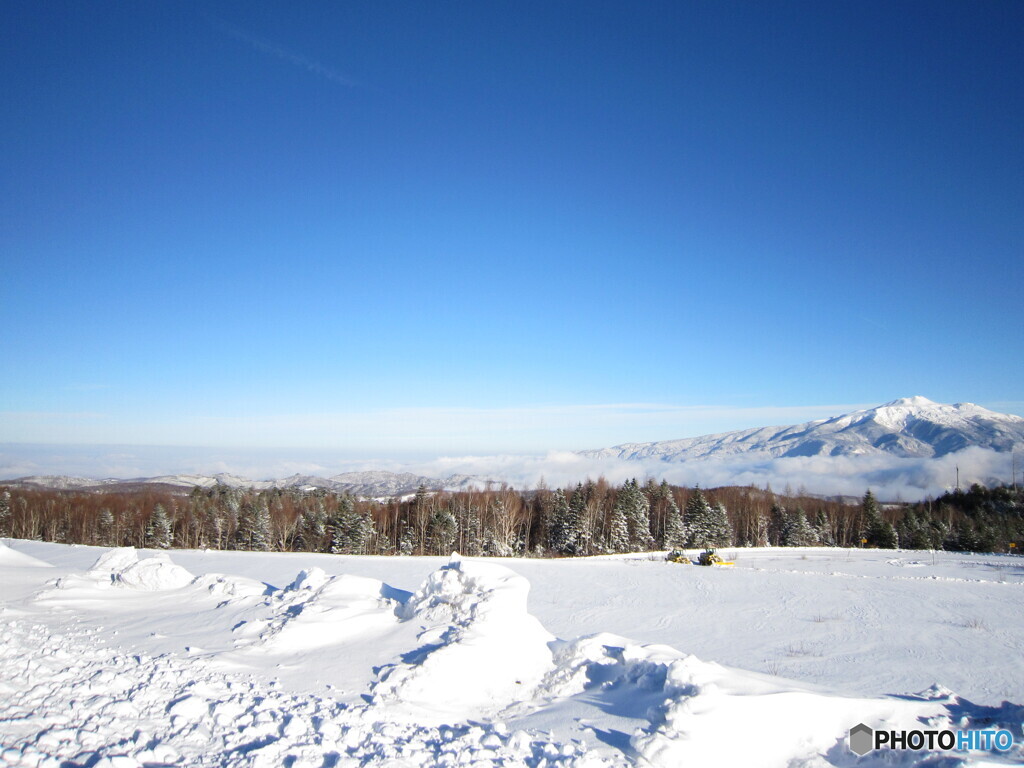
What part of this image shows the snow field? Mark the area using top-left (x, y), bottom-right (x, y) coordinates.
top-left (2, 541), bottom-right (1023, 766)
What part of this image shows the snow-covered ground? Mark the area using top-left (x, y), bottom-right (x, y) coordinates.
top-left (1, 540), bottom-right (1022, 766)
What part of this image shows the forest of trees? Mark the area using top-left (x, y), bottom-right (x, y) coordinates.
top-left (0, 480), bottom-right (1021, 557)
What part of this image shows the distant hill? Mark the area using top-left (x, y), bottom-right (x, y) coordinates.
top-left (2, 470), bottom-right (495, 498)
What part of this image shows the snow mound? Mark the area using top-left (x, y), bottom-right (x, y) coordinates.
top-left (87, 548), bottom-right (194, 591)
top-left (371, 555), bottom-right (555, 722)
top-left (88, 547), bottom-right (140, 573)
top-left (192, 572), bottom-right (269, 599)
top-left (115, 553), bottom-right (195, 590)
top-left (0, 541), bottom-right (53, 568)
top-left (535, 633), bottom-right (959, 767)
top-left (232, 567), bottom-right (407, 653)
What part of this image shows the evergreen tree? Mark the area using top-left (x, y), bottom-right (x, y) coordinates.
top-left (352, 512), bottom-right (375, 554)
top-left (292, 510), bottom-right (313, 551)
top-left (711, 502), bottom-right (733, 546)
top-left (145, 504), bottom-right (172, 549)
top-left (398, 522), bottom-right (416, 556)
top-left (462, 507), bottom-right (484, 556)
top-left (235, 499), bottom-right (271, 551)
top-left (569, 484), bottom-right (590, 554)
top-left (613, 479), bottom-right (654, 551)
top-left (662, 489), bottom-right (686, 549)
top-left (329, 495), bottom-right (374, 554)
top-left (427, 508), bottom-right (457, 555)
top-left (251, 499), bottom-right (272, 551)
top-left (549, 485), bottom-right (587, 555)
top-left (683, 489), bottom-right (731, 548)
top-left (204, 505), bottom-right (227, 550)
top-left (607, 504), bottom-right (630, 553)
top-left (0, 490), bottom-right (10, 536)
top-left (861, 490), bottom-right (899, 548)
top-left (767, 503), bottom-right (787, 546)
top-left (97, 508), bottom-right (116, 547)
top-left (813, 510), bottom-right (835, 546)
top-left (780, 508), bottom-right (818, 546)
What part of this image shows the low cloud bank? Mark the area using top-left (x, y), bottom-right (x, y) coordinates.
top-left (410, 446), bottom-right (1016, 501)
top-left (1, 444), bottom-right (1017, 502)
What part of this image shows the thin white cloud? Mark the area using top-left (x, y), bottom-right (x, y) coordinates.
top-left (983, 401), bottom-right (1024, 418)
top-left (0, 401), bottom-right (873, 453)
top-left (208, 15), bottom-right (359, 88)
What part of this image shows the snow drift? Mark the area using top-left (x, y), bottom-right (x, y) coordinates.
top-left (371, 555), bottom-right (555, 722)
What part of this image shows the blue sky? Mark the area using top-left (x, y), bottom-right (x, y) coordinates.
top-left (2, 1), bottom-right (1022, 469)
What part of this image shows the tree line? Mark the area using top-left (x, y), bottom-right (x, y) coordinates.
top-left (0, 479), bottom-right (1020, 556)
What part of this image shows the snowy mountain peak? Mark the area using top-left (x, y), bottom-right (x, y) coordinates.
top-left (882, 395), bottom-right (936, 408)
top-left (580, 397), bottom-right (1024, 463)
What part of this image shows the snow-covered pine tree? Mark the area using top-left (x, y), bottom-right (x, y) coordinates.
top-left (291, 510), bottom-right (311, 551)
top-left (427, 508), bottom-right (457, 555)
top-left (568, 484), bottom-right (590, 554)
top-left (97, 507), bottom-right (115, 547)
top-left (250, 499), bottom-right (272, 551)
top-left (813, 510), bottom-right (835, 546)
top-left (462, 506), bottom-right (484, 556)
top-left (767, 503), bottom-right (787, 546)
top-left (780, 508), bottom-right (818, 546)
top-left (234, 499), bottom-right (270, 551)
top-left (661, 486), bottom-right (686, 549)
top-left (861, 490), bottom-right (898, 548)
top-left (607, 504), bottom-right (630, 553)
top-left (683, 488), bottom-right (731, 548)
top-left (613, 479), bottom-right (654, 551)
top-left (0, 490), bottom-right (10, 536)
top-left (145, 504), bottom-right (172, 549)
top-left (549, 485), bottom-right (586, 555)
top-left (329, 495), bottom-right (363, 554)
top-left (711, 502), bottom-right (733, 546)
top-left (204, 505), bottom-right (227, 550)
top-left (398, 522), bottom-right (416, 556)
top-left (353, 511), bottom-right (375, 554)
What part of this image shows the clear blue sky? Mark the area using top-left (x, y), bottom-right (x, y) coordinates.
top-left (2, 1), bottom-right (1022, 461)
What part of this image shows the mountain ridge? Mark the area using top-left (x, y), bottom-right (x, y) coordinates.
top-left (578, 396), bottom-right (1024, 462)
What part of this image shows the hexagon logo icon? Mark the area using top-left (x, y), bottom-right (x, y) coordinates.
top-left (849, 723), bottom-right (873, 756)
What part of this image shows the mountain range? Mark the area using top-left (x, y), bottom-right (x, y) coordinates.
top-left (4, 397), bottom-right (1022, 496)
top-left (578, 396), bottom-right (1024, 462)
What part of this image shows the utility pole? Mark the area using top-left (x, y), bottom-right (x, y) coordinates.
top-left (956, 465), bottom-right (960, 492)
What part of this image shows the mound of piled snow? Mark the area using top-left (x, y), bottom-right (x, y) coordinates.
top-left (88, 547), bottom-right (140, 574)
top-left (116, 554), bottom-right (195, 590)
top-left (232, 567), bottom-right (407, 653)
top-left (85, 547), bottom-right (195, 590)
top-left (533, 633), bottom-right (986, 768)
top-left (0, 541), bottom-right (52, 568)
top-left (371, 555), bottom-right (555, 722)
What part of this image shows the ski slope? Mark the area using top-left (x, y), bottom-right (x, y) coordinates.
top-left (1, 540), bottom-right (1022, 766)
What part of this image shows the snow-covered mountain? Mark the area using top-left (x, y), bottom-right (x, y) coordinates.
top-left (579, 396), bottom-right (1024, 462)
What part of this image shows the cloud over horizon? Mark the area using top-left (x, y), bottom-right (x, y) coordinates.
top-left (1, 444), bottom-right (1017, 502)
